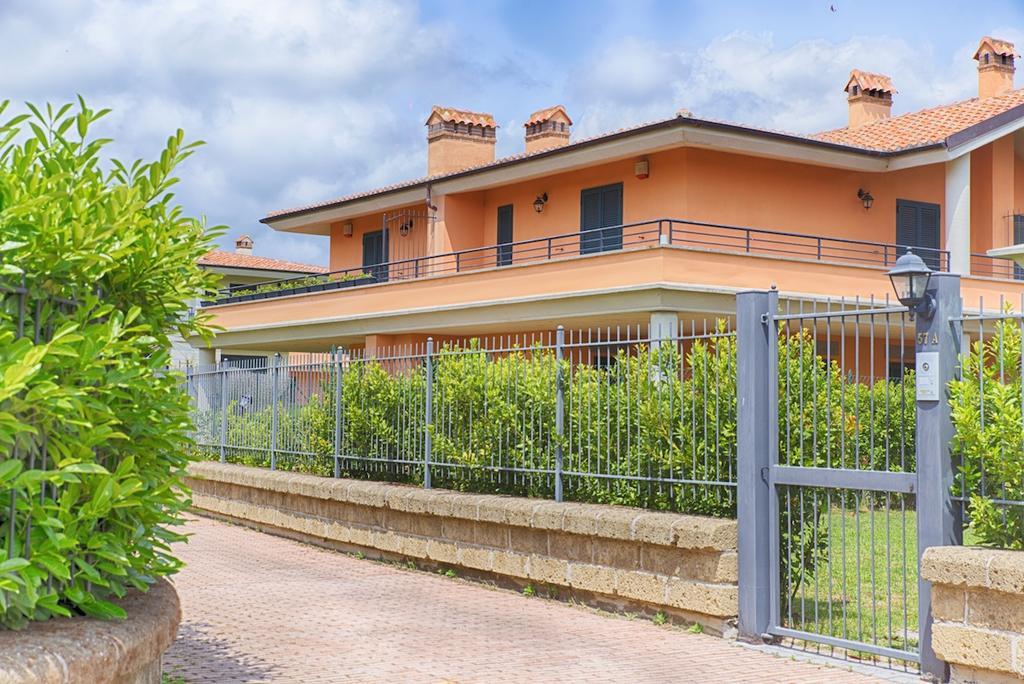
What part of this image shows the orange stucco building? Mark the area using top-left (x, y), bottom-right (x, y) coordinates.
top-left (196, 36), bottom-right (1024, 360)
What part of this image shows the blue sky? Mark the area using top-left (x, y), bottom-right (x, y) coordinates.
top-left (1, 0), bottom-right (1022, 265)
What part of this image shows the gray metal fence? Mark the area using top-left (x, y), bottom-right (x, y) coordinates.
top-left (187, 280), bottom-right (1024, 682)
top-left (187, 321), bottom-right (738, 513)
top-left (951, 294), bottom-right (1024, 545)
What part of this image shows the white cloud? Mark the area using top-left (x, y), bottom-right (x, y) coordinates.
top-left (0, 0), bottom-right (471, 265)
top-left (570, 31), bottom-right (991, 138)
top-left (0, 3), bottom-right (1012, 267)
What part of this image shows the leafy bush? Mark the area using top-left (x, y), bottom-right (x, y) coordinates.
top-left (950, 317), bottom-right (1024, 548)
top-left (206, 331), bottom-right (915, 505)
top-left (0, 100), bottom-right (218, 627)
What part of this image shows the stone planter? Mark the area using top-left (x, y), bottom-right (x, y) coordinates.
top-left (0, 578), bottom-right (180, 683)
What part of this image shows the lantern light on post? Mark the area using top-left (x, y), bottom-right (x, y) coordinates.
top-left (533, 193), bottom-right (548, 213)
top-left (857, 188), bottom-right (874, 210)
top-left (887, 249), bottom-right (934, 318)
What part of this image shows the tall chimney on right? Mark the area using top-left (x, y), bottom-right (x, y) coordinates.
top-left (524, 105), bottom-right (572, 153)
top-left (974, 37), bottom-right (1016, 99)
top-left (844, 70), bottom-right (894, 129)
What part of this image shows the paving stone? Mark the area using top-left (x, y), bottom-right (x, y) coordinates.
top-left (164, 515), bottom-right (887, 683)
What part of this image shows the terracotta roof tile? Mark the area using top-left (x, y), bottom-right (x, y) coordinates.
top-left (844, 69), bottom-right (895, 94)
top-left (198, 250), bottom-right (327, 274)
top-left (813, 88), bottom-right (1024, 150)
top-left (525, 105), bottom-right (573, 127)
top-left (267, 88), bottom-right (1024, 221)
top-left (425, 106), bottom-right (496, 128)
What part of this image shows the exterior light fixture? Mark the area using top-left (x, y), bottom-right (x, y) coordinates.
top-left (634, 158), bottom-right (650, 180)
top-left (399, 220), bottom-right (413, 237)
top-left (857, 188), bottom-right (874, 210)
top-left (887, 249), bottom-right (934, 318)
top-left (533, 193), bottom-right (548, 213)
top-left (342, 222), bottom-right (354, 237)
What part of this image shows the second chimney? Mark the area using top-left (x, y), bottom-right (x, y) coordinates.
top-left (844, 70), bottom-right (894, 129)
top-left (235, 234), bottom-right (254, 255)
top-left (425, 106), bottom-right (497, 176)
top-left (974, 37), bottom-right (1016, 99)
top-left (524, 105), bottom-right (572, 153)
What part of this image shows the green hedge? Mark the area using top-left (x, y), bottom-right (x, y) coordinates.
top-left (0, 101), bottom-right (217, 627)
top-left (211, 330), bottom-right (915, 513)
top-left (204, 329), bottom-right (914, 607)
top-left (950, 317), bottom-right (1024, 549)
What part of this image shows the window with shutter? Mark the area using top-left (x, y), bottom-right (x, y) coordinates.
top-left (362, 230), bottom-right (389, 282)
top-left (895, 199), bottom-right (941, 269)
top-left (497, 204), bottom-right (513, 266)
top-left (580, 183), bottom-right (624, 255)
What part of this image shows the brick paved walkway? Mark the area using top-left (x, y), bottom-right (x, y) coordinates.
top-left (164, 515), bottom-right (890, 683)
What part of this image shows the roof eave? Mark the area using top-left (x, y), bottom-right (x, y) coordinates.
top-left (261, 116), bottom-right (952, 233)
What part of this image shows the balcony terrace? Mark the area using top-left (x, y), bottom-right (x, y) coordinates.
top-left (205, 218), bottom-right (953, 307)
top-left (198, 218), bottom-right (1024, 353)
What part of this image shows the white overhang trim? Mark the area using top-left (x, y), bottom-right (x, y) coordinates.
top-left (944, 113), bottom-right (1024, 159)
top-left (266, 108), bottom-right (1024, 236)
top-left (264, 122), bottom-right (905, 235)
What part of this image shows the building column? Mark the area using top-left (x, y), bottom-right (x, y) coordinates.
top-left (990, 137), bottom-right (1015, 249)
top-left (197, 346), bottom-right (217, 368)
top-left (648, 311), bottom-right (679, 341)
top-left (945, 154), bottom-right (971, 275)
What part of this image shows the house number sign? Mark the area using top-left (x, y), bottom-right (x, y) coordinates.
top-left (916, 351), bottom-right (940, 401)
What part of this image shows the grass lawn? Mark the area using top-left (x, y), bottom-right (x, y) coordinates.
top-left (785, 504), bottom-right (919, 657)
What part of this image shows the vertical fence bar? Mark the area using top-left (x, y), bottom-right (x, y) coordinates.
top-left (334, 347), bottom-right (343, 478)
top-left (218, 359), bottom-right (228, 463)
top-left (555, 325), bottom-right (565, 502)
top-left (424, 337), bottom-right (433, 489)
top-left (270, 353), bottom-right (280, 471)
top-left (916, 272), bottom-right (962, 681)
top-left (737, 288), bottom-right (777, 641)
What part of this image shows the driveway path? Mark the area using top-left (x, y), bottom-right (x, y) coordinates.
top-left (164, 515), bottom-right (893, 683)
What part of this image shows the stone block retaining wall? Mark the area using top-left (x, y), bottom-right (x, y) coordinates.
top-left (923, 546), bottom-right (1024, 683)
top-left (187, 462), bottom-right (738, 634)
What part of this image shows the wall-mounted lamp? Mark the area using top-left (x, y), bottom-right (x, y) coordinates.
top-left (887, 249), bottom-right (934, 318)
top-left (634, 158), bottom-right (650, 180)
top-left (342, 222), bottom-right (354, 237)
top-left (533, 192), bottom-right (548, 213)
top-left (399, 220), bottom-right (413, 237)
top-left (857, 188), bottom-right (874, 210)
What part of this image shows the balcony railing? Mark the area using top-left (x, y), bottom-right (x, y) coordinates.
top-left (971, 253), bottom-right (1023, 280)
top-left (205, 218), bottom-right (951, 306)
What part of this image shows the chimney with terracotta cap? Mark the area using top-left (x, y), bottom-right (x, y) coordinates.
top-left (844, 70), bottom-right (894, 129)
top-left (524, 105), bottom-right (572, 153)
top-left (235, 235), bottom-right (254, 256)
top-left (425, 106), bottom-right (497, 176)
top-left (974, 37), bottom-right (1016, 99)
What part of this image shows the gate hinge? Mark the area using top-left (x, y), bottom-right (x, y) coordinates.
top-left (760, 466), bottom-right (769, 485)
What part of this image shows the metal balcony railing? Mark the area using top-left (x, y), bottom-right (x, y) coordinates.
top-left (204, 218), bottom-right (952, 306)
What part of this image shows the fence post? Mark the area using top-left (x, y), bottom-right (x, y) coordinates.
top-left (555, 325), bottom-right (565, 502)
top-left (333, 347), bottom-right (343, 479)
top-left (916, 272), bottom-right (962, 682)
top-left (424, 338), bottom-right (433, 489)
top-left (736, 289), bottom-right (776, 642)
top-left (270, 353), bottom-right (280, 471)
top-left (218, 359), bottom-right (228, 463)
